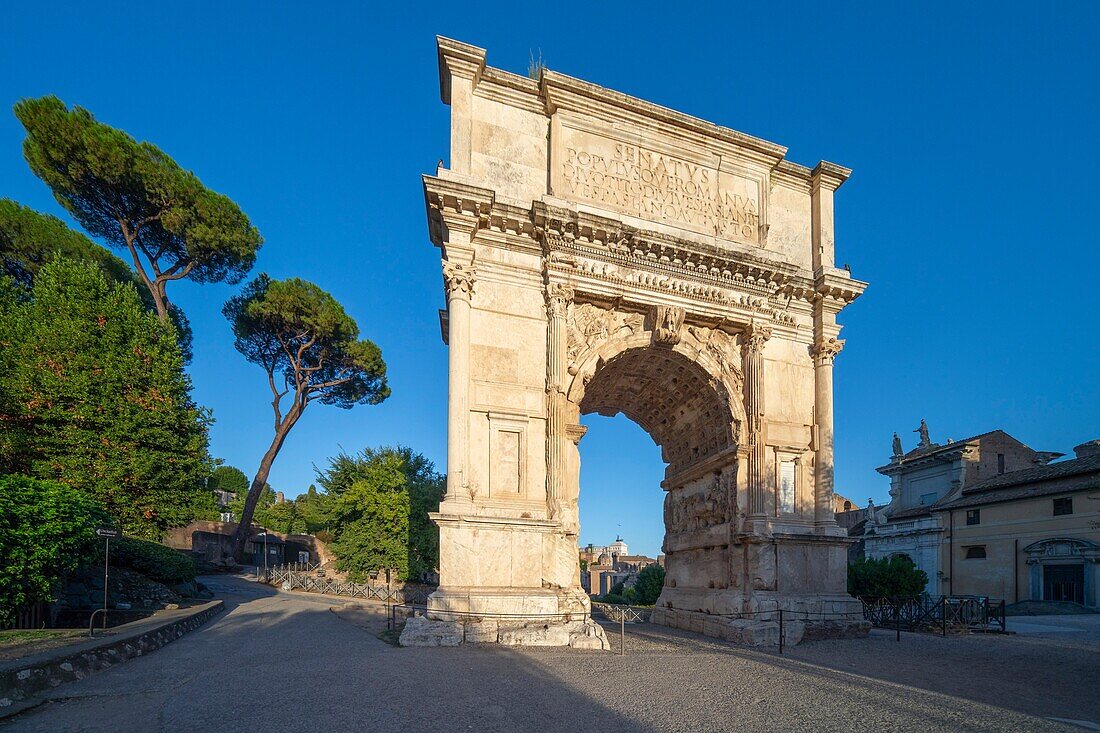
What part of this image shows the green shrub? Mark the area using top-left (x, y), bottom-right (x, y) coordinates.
top-left (632, 564), bottom-right (666, 606)
top-left (106, 537), bottom-right (197, 584)
top-left (0, 475), bottom-right (105, 625)
top-left (848, 555), bottom-right (928, 598)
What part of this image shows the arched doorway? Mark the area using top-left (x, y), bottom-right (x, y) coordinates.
top-left (568, 325), bottom-right (744, 614)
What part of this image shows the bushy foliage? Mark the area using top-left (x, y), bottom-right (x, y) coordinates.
top-left (632, 564), bottom-right (666, 606)
top-left (0, 199), bottom-right (193, 359)
top-left (0, 258), bottom-right (212, 538)
top-left (317, 446), bottom-right (444, 582)
top-left (848, 555), bottom-right (929, 598)
top-left (228, 484), bottom-right (276, 526)
top-left (209, 465), bottom-right (249, 498)
top-left (0, 475), bottom-right (105, 625)
top-left (106, 537), bottom-right (197, 585)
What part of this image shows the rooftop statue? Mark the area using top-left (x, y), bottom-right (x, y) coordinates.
top-left (914, 419), bottom-right (931, 448)
top-left (892, 432), bottom-right (903, 459)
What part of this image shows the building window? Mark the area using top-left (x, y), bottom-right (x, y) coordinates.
top-left (1053, 497), bottom-right (1073, 516)
top-left (778, 461), bottom-right (796, 514)
top-left (966, 509), bottom-right (980, 526)
top-left (964, 545), bottom-right (987, 559)
top-left (997, 453), bottom-right (1005, 475)
top-left (919, 492), bottom-right (937, 505)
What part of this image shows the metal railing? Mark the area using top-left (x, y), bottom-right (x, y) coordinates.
top-left (860, 595), bottom-right (1007, 636)
top-left (262, 566), bottom-right (433, 605)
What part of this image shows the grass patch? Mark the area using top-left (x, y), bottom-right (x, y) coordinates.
top-left (0, 629), bottom-right (70, 645)
top-left (377, 623), bottom-right (404, 647)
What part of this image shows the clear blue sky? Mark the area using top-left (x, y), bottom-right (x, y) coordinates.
top-left (3, 3), bottom-right (1097, 557)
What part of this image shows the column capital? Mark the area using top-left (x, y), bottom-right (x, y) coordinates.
top-left (442, 260), bottom-right (477, 302)
top-left (740, 321), bottom-right (772, 356)
top-left (810, 337), bottom-right (845, 366)
top-left (546, 283), bottom-right (574, 318)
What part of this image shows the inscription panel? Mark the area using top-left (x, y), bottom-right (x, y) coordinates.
top-left (552, 124), bottom-right (764, 244)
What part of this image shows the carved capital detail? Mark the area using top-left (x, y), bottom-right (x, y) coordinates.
top-left (810, 337), bottom-right (845, 365)
top-left (442, 261), bottom-right (477, 301)
top-left (740, 321), bottom-right (772, 356)
top-left (651, 305), bottom-right (686, 346)
top-left (546, 283), bottom-right (574, 319)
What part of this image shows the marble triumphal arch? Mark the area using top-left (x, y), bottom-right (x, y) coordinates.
top-left (403, 38), bottom-right (868, 647)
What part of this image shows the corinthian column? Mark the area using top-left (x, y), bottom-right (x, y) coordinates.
top-left (443, 260), bottom-right (476, 507)
top-left (810, 336), bottom-right (844, 524)
top-left (740, 321), bottom-right (771, 517)
top-left (546, 283), bottom-right (574, 529)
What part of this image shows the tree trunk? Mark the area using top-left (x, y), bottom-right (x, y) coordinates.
top-left (231, 406), bottom-right (303, 562)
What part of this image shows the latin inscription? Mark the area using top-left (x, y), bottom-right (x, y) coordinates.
top-left (556, 135), bottom-right (761, 243)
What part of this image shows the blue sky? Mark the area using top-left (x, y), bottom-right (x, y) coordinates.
top-left (3, 3), bottom-right (1097, 557)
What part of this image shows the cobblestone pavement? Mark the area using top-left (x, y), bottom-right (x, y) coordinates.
top-left (3, 576), bottom-right (1094, 733)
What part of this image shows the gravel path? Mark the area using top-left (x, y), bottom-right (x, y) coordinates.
top-left (3, 576), bottom-right (1092, 733)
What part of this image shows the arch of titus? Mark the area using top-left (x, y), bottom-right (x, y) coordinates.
top-left (403, 37), bottom-right (869, 648)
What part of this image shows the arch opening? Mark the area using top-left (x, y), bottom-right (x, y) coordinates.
top-left (577, 346), bottom-right (739, 479)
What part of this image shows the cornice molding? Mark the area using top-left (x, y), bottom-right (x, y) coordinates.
top-left (436, 36), bottom-right (486, 104)
top-left (811, 161), bottom-right (852, 193)
top-left (541, 70), bottom-right (787, 167)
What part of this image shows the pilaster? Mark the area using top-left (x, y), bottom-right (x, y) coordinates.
top-left (741, 321), bottom-right (772, 517)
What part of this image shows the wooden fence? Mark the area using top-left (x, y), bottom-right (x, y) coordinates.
top-left (262, 566), bottom-right (432, 605)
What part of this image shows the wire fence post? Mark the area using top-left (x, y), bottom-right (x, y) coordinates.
top-left (620, 612), bottom-right (625, 656)
top-left (895, 599), bottom-right (901, 642)
top-left (778, 609), bottom-right (784, 654)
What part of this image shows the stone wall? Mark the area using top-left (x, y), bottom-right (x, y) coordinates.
top-left (0, 601), bottom-right (223, 711)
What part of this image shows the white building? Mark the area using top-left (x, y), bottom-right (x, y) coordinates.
top-left (865, 426), bottom-right (1058, 595)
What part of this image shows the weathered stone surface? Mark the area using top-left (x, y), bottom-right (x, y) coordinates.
top-left (398, 617), bottom-right (462, 647)
top-left (802, 619), bottom-right (871, 641)
top-left (425, 37), bottom-right (867, 645)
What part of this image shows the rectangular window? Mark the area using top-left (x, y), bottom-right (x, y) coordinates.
top-left (966, 509), bottom-right (981, 525)
top-left (1053, 497), bottom-right (1073, 516)
top-left (964, 545), bottom-right (987, 559)
top-left (919, 492), bottom-right (937, 505)
top-left (997, 453), bottom-right (1005, 475)
top-left (779, 461), bottom-right (796, 514)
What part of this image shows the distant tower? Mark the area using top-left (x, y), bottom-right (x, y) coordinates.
top-left (608, 536), bottom-right (628, 557)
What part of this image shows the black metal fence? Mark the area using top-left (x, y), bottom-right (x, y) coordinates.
top-left (860, 595), bottom-right (1007, 635)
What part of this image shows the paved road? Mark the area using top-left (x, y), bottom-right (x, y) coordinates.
top-left (3, 576), bottom-right (1092, 733)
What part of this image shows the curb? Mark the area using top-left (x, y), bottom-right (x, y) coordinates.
top-left (0, 599), bottom-right (224, 717)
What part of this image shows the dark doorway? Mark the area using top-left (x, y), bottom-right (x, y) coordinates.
top-left (1043, 564), bottom-right (1085, 604)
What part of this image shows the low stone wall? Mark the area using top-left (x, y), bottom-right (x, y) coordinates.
top-left (0, 600), bottom-right (223, 713)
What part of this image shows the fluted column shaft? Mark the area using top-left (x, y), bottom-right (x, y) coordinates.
top-left (811, 337), bottom-right (844, 523)
top-left (443, 261), bottom-right (476, 506)
top-left (546, 284), bottom-right (574, 529)
top-left (741, 322), bottom-right (771, 517)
